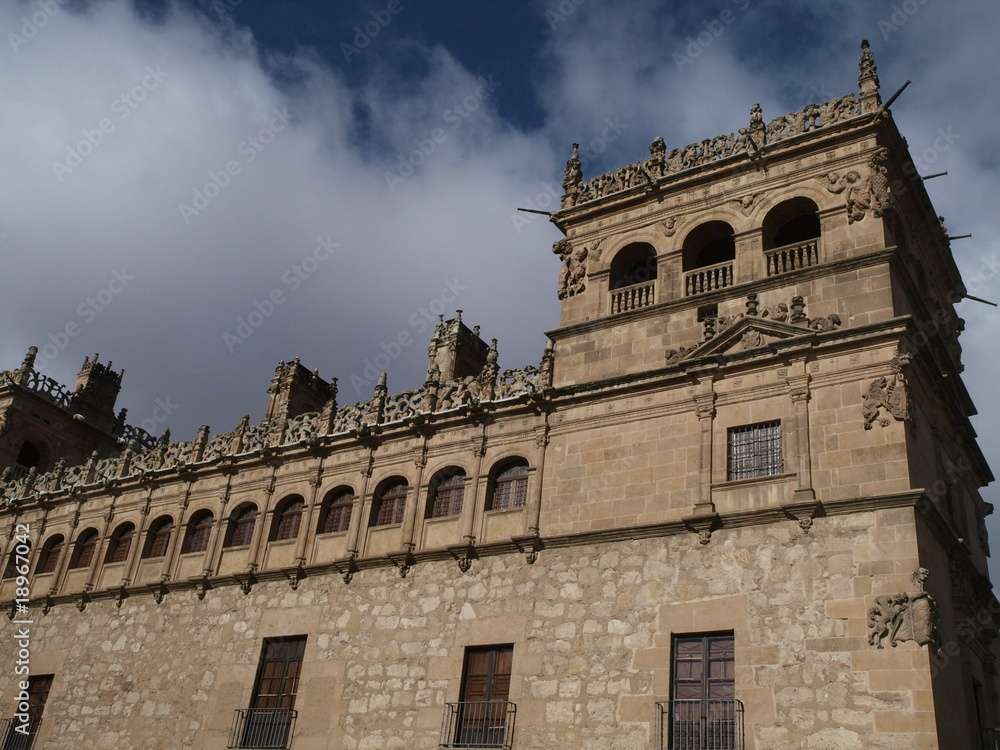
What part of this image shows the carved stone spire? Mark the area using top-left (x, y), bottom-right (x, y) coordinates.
top-left (858, 39), bottom-right (881, 112)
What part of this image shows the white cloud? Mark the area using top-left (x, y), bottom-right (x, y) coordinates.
top-left (2, 0), bottom-right (999, 584)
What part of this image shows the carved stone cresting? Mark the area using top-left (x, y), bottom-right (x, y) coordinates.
top-left (1, 339), bottom-right (556, 506)
top-left (867, 568), bottom-right (937, 649)
top-left (561, 94), bottom-right (865, 206)
top-left (863, 353), bottom-right (912, 429)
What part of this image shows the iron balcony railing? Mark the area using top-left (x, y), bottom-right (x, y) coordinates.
top-left (0, 717), bottom-right (40, 750)
top-left (227, 708), bottom-right (297, 750)
top-left (440, 700), bottom-right (516, 749)
top-left (656, 699), bottom-right (744, 750)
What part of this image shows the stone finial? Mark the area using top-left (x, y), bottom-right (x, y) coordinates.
top-left (746, 293), bottom-right (759, 317)
top-left (12, 346), bottom-right (38, 383)
top-left (561, 143), bottom-right (583, 208)
top-left (858, 39), bottom-right (881, 110)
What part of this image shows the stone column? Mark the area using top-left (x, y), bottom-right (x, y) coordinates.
top-left (246, 481), bottom-right (275, 572)
top-left (526, 422), bottom-right (550, 535)
top-left (734, 228), bottom-right (763, 285)
top-left (50, 503), bottom-right (82, 596)
top-left (787, 372), bottom-right (815, 500)
top-left (84, 502), bottom-right (116, 591)
top-left (461, 428), bottom-right (488, 544)
top-left (346, 453), bottom-right (374, 557)
top-left (203, 479), bottom-right (233, 577)
top-left (162, 487), bottom-right (192, 583)
top-left (294, 468), bottom-right (324, 566)
top-left (694, 385), bottom-right (717, 513)
top-left (401, 442), bottom-right (429, 552)
top-left (123, 492), bottom-right (154, 586)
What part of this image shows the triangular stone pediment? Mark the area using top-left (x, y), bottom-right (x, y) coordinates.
top-left (686, 316), bottom-right (814, 358)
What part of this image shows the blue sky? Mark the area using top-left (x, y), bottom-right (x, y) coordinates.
top-left (2, 0), bottom-right (1000, 584)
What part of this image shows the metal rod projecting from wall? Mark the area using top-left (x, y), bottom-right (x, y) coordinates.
top-left (883, 80), bottom-right (912, 110)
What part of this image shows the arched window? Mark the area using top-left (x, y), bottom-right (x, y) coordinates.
top-left (2, 542), bottom-right (29, 579)
top-left (609, 243), bottom-right (658, 313)
top-left (682, 222), bottom-right (736, 296)
top-left (610, 243), bottom-right (658, 290)
top-left (270, 495), bottom-right (305, 542)
top-left (69, 529), bottom-right (99, 570)
top-left (762, 197), bottom-right (820, 250)
top-left (762, 197), bottom-right (821, 275)
top-left (488, 459), bottom-right (529, 511)
top-left (371, 479), bottom-right (408, 527)
top-left (35, 535), bottom-right (64, 575)
top-left (427, 468), bottom-right (467, 518)
top-left (224, 504), bottom-right (258, 548)
top-left (317, 488), bottom-right (354, 535)
top-left (683, 222), bottom-right (736, 271)
top-left (15, 441), bottom-right (41, 470)
top-left (105, 523), bottom-right (135, 564)
top-left (142, 516), bottom-right (174, 559)
top-left (182, 510), bottom-right (214, 554)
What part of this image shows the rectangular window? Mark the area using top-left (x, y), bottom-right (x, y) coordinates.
top-left (3, 674), bottom-right (52, 750)
top-left (454, 645), bottom-right (513, 747)
top-left (727, 421), bottom-right (782, 481)
top-left (669, 634), bottom-right (740, 750)
top-left (234, 637), bottom-right (305, 749)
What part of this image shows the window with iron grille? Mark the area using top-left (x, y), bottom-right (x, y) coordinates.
top-left (667, 634), bottom-right (740, 750)
top-left (727, 421), bottom-right (782, 481)
top-left (489, 461), bottom-right (528, 511)
top-left (105, 523), bottom-right (134, 564)
top-left (2, 674), bottom-right (52, 750)
top-left (69, 529), bottom-right (98, 569)
top-left (317, 489), bottom-right (353, 534)
top-left (372, 481), bottom-right (407, 527)
top-left (452, 645), bottom-right (513, 747)
top-left (182, 511), bottom-right (214, 554)
top-left (232, 637), bottom-right (305, 749)
top-left (429, 470), bottom-right (466, 518)
top-left (270, 497), bottom-right (304, 542)
top-left (225, 505), bottom-right (258, 548)
top-left (36, 535), bottom-right (63, 575)
top-left (142, 517), bottom-right (173, 559)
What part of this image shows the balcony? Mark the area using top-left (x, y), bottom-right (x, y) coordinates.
top-left (765, 239), bottom-right (819, 276)
top-left (655, 700), bottom-right (744, 750)
top-left (228, 709), bottom-right (297, 750)
top-left (684, 262), bottom-right (733, 297)
top-left (0, 717), bottom-right (39, 750)
top-left (440, 701), bottom-right (516, 749)
top-left (610, 280), bottom-right (655, 313)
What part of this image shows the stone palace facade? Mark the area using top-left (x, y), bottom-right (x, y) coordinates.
top-left (0, 41), bottom-right (997, 750)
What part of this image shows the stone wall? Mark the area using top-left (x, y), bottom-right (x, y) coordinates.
top-left (0, 507), bottom-right (955, 750)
